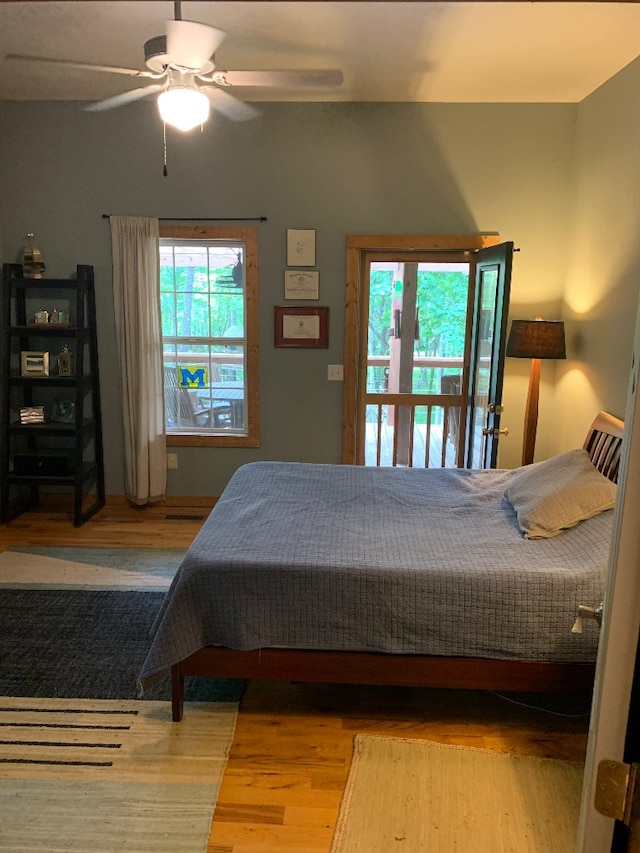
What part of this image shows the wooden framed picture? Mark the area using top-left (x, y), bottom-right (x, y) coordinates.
top-left (20, 351), bottom-right (49, 377)
top-left (274, 306), bottom-right (329, 348)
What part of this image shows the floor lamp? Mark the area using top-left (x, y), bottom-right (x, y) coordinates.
top-left (506, 319), bottom-right (566, 465)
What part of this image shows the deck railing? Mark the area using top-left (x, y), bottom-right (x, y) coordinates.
top-left (361, 352), bottom-right (493, 469)
top-left (364, 393), bottom-right (465, 468)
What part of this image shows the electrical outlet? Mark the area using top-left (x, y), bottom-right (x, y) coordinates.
top-left (167, 453), bottom-right (178, 470)
top-left (328, 364), bottom-right (344, 381)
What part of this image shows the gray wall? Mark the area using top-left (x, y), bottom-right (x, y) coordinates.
top-left (0, 95), bottom-right (628, 496)
top-left (557, 56), bottom-right (640, 449)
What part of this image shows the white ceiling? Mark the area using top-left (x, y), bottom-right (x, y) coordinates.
top-left (1, 2), bottom-right (640, 106)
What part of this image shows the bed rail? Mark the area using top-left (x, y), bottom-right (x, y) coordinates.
top-left (170, 650), bottom-right (595, 722)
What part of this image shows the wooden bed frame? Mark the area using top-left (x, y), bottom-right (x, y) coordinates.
top-left (170, 410), bottom-right (625, 721)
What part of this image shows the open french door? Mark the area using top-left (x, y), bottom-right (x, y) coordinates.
top-left (465, 242), bottom-right (514, 468)
top-left (342, 235), bottom-right (513, 469)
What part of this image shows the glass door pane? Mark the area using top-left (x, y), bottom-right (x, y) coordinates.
top-left (365, 258), bottom-right (470, 467)
top-left (465, 242), bottom-right (513, 469)
top-left (467, 268), bottom-right (498, 468)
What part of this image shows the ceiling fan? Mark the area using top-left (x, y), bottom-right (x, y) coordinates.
top-left (6, 0), bottom-right (344, 131)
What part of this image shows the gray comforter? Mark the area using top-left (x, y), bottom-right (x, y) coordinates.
top-left (138, 461), bottom-right (612, 690)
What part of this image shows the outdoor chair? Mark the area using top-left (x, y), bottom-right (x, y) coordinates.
top-left (164, 368), bottom-right (232, 429)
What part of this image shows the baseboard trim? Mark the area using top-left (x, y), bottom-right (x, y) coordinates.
top-left (20, 494), bottom-right (219, 511)
top-left (105, 495), bottom-right (218, 508)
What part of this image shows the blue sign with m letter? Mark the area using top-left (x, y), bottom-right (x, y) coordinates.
top-left (178, 367), bottom-right (208, 388)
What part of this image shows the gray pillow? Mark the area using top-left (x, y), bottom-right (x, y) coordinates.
top-left (504, 448), bottom-right (617, 539)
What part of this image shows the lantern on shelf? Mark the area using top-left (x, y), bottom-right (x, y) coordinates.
top-left (57, 345), bottom-right (75, 377)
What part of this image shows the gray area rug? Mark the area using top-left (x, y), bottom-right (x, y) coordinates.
top-left (0, 587), bottom-right (243, 702)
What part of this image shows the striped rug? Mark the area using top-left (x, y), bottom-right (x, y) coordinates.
top-left (0, 550), bottom-right (240, 851)
top-left (0, 697), bottom-right (238, 852)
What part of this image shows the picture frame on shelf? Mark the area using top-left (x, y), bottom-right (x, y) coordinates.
top-left (274, 306), bottom-right (329, 348)
top-left (51, 398), bottom-right (76, 424)
top-left (20, 351), bottom-right (49, 377)
top-left (19, 406), bottom-right (45, 424)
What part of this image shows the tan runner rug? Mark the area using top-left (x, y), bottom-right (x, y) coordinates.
top-left (0, 549), bottom-right (179, 590)
top-left (331, 735), bottom-right (584, 853)
top-left (0, 697), bottom-right (237, 852)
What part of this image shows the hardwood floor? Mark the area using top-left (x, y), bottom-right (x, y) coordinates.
top-left (210, 681), bottom-right (589, 853)
top-left (0, 499), bottom-right (592, 853)
top-left (0, 494), bottom-right (212, 549)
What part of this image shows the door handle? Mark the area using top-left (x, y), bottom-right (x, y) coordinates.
top-left (482, 427), bottom-right (509, 437)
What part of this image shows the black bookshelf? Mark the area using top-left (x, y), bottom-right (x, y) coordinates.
top-left (0, 263), bottom-right (105, 526)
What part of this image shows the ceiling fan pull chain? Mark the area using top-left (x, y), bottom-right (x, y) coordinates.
top-left (163, 121), bottom-right (168, 177)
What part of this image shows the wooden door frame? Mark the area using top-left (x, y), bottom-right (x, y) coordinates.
top-left (342, 234), bottom-right (501, 465)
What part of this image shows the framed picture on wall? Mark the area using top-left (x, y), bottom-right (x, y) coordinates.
top-left (284, 270), bottom-right (320, 300)
top-left (274, 306), bottom-right (329, 348)
top-left (286, 229), bottom-right (316, 267)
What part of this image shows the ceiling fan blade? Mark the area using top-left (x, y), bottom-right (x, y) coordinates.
top-left (165, 20), bottom-right (226, 71)
top-left (200, 86), bottom-right (259, 122)
top-left (84, 84), bottom-right (164, 112)
top-left (5, 53), bottom-right (154, 78)
top-left (212, 69), bottom-right (343, 89)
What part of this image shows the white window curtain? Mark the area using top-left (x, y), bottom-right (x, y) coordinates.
top-left (110, 216), bottom-right (167, 505)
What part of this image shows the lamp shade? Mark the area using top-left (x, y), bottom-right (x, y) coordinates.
top-left (157, 87), bottom-right (210, 132)
top-left (506, 319), bottom-right (566, 360)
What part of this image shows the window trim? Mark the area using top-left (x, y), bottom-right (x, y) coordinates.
top-left (160, 224), bottom-right (260, 448)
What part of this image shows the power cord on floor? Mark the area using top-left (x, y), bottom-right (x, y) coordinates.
top-left (489, 690), bottom-right (591, 718)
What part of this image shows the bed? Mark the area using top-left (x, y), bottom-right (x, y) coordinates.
top-left (139, 410), bottom-right (624, 721)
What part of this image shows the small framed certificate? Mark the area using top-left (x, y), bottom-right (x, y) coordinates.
top-left (274, 306), bottom-right (329, 348)
top-left (284, 270), bottom-right (319, 300)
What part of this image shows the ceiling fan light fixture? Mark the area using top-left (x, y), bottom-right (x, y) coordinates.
top-left (157, 86), bottom-right (210, 131)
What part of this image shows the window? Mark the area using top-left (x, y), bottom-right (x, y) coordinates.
top-left (159, 225), bottom-right (260, 447)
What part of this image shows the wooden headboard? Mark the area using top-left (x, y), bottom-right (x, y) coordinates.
top-left (583, 410), bottom-right (625, 483)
